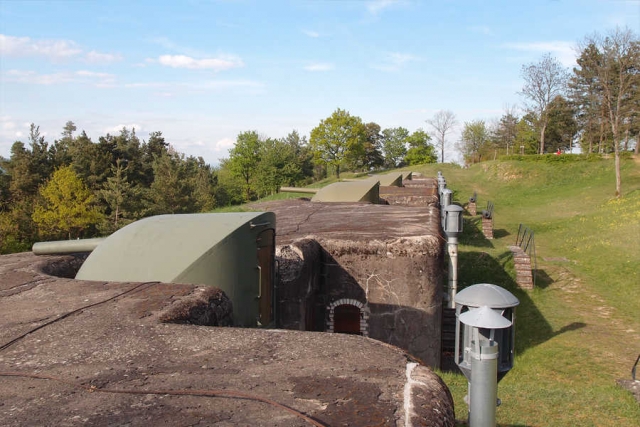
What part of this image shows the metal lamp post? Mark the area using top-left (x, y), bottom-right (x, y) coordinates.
top-left (441, 189), bottom-right (453, 226)
top-left (443, 204), bottom-right (463, 308)
top-left (454, 284), bottom-right (520, 427)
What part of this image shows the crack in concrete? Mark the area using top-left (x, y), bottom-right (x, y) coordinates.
top-left (0, 277), bottom-right (57, 297)
top-left (280, 205), bottom-right (325, 237)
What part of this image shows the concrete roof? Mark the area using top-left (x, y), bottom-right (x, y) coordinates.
top-left (0, 252), bottom-right (455, 426)
top-left (248, 200), bottom-right (441, 246)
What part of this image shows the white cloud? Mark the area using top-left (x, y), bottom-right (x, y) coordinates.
top-left (123, 79), bottom-right (263, 91)
top-left (0, 34), bottom-right (82, 59)
top-left (190, 80), bottom-right (263, 90)
top-left (124, 82), bottom-right (167, 88)
top-left (302, 30), bottom-right (320, 38)
top-left (304, 62), bottom-right (334, 72)
top-left (4, 69), bottom-right (116, 86)
top-left (104, 123), bottom-right (144, 134)
top-left (215, 137), bottom-right (235, 150)
top-left (147, 36), bottom-right (209, 58)
top-left (5, 70), bottom-right (74, 85)
top-left (76, 70), bottom-right (114, 78)
top-left (367, 0), bottom-right (402, 15)
top-left (85, 50), bottom-right (123, 63)
top-left (1, 118), bottom-right (16, 131)
top-left (157, 54), bottom-right (244, 71)
top-left (503, 41), bottom-right (577, 67)
top-left (0, 34), bottom-right (123, 65)
top-left (371, 52), bottom-right (420, 72)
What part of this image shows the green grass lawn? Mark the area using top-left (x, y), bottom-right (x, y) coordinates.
top-left (413, 158), bottom-right (640, 426)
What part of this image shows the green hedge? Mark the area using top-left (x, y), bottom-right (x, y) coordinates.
top-left (499, 153), bottom-right (605, 163)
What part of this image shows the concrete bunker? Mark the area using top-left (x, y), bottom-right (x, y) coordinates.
top-left (252, 192), bottom-right (445, 368)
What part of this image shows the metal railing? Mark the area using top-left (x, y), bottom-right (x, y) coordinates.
top-left (515, 224), bottom-right (537, 287)
top-left (482, 201), bottom-right (494, 219)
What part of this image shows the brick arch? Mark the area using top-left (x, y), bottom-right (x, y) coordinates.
top-left (327, 298), bottom-right (369, 337)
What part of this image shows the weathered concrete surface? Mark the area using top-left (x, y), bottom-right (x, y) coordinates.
top-left (379, 184), bottom-right (439, 207)
top-left (249, 200), bottom-right (441, 246)
top-left (0, 252), bottom-right (455, 426)
top-left (250, 199), bottom-right (445, 368)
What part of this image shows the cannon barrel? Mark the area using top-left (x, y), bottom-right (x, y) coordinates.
top-left (482, 210), bottom-right (492, 219)
top-left (32, 238), bottom-right (106, 255)
top-left (279, 186), bottom-right (319, 194)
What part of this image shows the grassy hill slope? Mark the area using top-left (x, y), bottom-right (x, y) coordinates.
top-left (410, 158), bottom-right (639, 426)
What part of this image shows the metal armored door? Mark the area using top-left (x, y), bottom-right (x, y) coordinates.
top-left (256, 228), bottom-right (275, 326)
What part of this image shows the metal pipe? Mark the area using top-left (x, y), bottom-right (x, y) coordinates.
top-left (447, 237), bottom-right (459, 309)
top-left (469, 342), bottom-right (499, 427)
top-left (32, 238), bottom-right (105, 255)
top-left (279, 186), bottom-right (318, 194)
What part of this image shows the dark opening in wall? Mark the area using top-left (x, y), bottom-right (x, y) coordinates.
top-left (327, 299), bottom-right (369, 337)
top-left (38, 254), bottom-right (88, 278)
top-left (333, 304), bottom-right (362, 335)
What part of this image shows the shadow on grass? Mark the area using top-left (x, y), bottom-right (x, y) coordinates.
top-left (493, 229), bottom-right (510, 239)
top-left (533, 269), bottom-right (554, 289)
top-left (460, 216), bottom-right (494, 248)
top-left (456, 251), bottom-right (583, 356)
top-left (456, 423), bottom-right (531, 427)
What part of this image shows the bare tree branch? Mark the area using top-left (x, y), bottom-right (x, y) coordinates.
top-left (426, 110), bottom-right (457, 163)
top-left (520, 53), bottom-right (570, 154)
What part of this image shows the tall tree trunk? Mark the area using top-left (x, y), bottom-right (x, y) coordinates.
top-left (623, 127), bottom-right (630, 151)
top-left (539, 120), bottom-right (547, 154)
top-left (599, 120), bottom-right (604, 154)
top-left (614, 140), bottom-right (621, 198)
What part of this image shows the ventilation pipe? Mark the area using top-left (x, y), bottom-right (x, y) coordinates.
top-left (454, 284), bottom-right (520, 427)
top-left (443, 204), bottom-right (463, 308)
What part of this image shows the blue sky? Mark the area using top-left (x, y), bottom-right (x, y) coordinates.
top-left (1, 0), bottom-right (638, 165)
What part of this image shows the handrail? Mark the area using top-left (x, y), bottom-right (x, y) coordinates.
top-left (516, 224), bottom-right (537, 287)
top-left (482, 201), bottom-right (494, 219)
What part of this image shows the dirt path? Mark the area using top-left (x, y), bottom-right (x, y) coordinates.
top-left (540, 261), bottom-right (639, 383)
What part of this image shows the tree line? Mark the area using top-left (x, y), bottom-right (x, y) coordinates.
top-left (456, 27), bottom-right (638, 197)
top-left (0, 117), bottom-right (436, 253)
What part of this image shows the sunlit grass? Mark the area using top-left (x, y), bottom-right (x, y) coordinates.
top-left (424, 158), bottom-right (640, 426)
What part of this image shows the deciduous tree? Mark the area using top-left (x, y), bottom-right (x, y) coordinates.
top-left (520, 54), bottom-right (570, 154)
top-left (426, 110), bottom-right (457, 163)
top-left (310, 109), bottom-right (366, 179)
top-left (491, 107), bottom-right (519, 155)
top-left (404, 129), bottom-right (436, 165)
top-left (227, 130), bottom-right (262, 201)
top-left (32, 166), bottom-right (103, 239)
top-left (575, 28), bottom-right (639, 197)
top-left (381, 127), bottom-right (409, 168)
top-left (457, 120), bottom-right (491, 164)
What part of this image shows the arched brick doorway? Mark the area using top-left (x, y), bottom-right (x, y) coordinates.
top-left (327, 299), bottom-right (368, 337)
